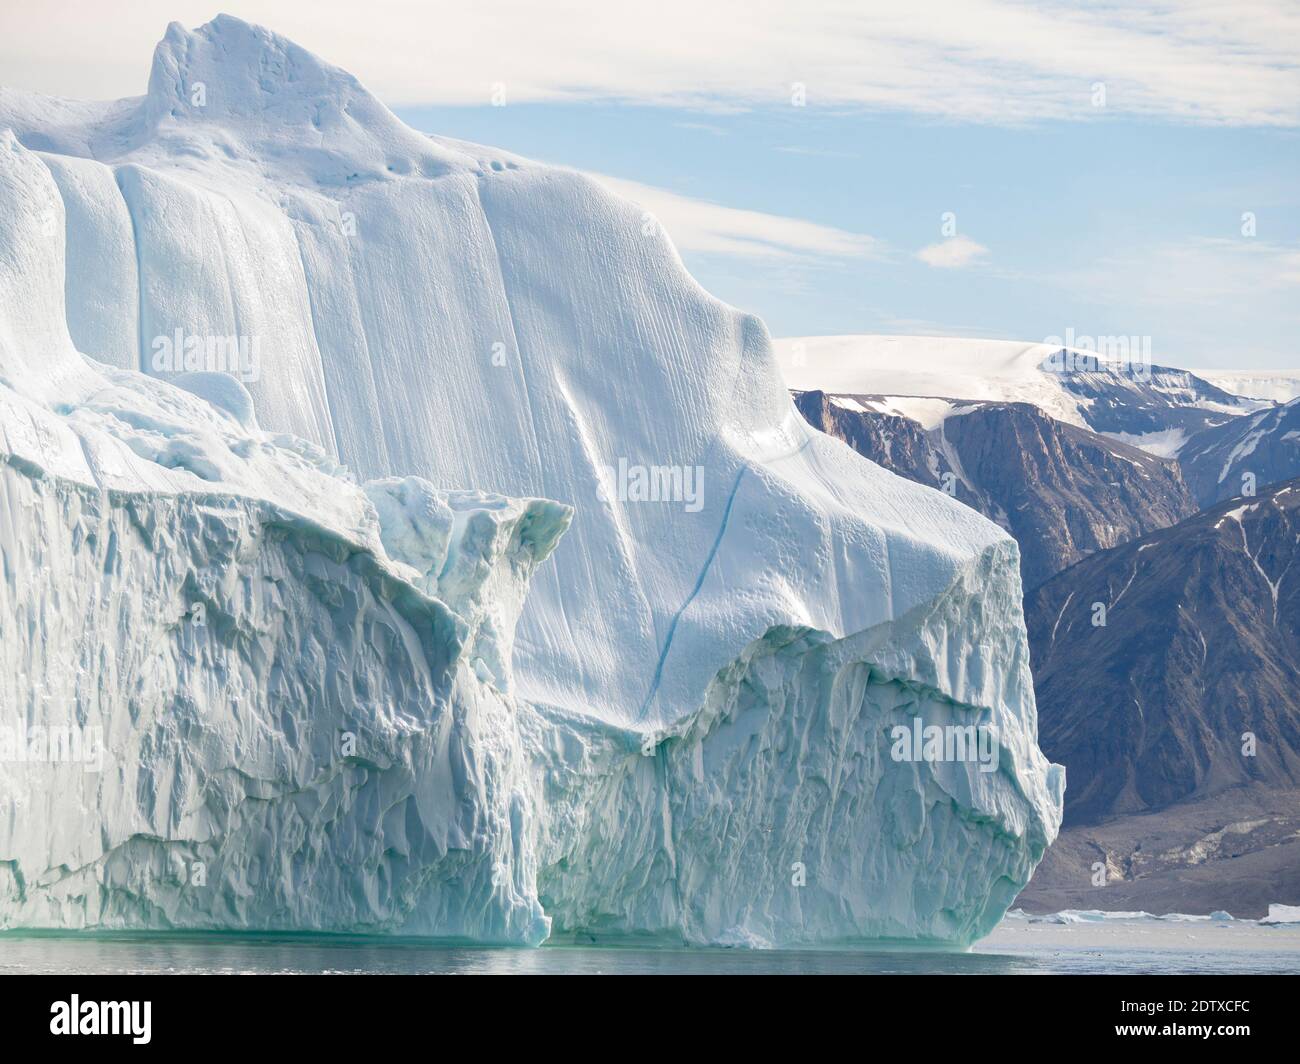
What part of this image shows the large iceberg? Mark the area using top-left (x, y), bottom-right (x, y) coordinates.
top-left (0, 17), bottom-right (1062, 945)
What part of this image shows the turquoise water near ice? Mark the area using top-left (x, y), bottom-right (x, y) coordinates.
top-left (2, 924), bottom-right (1298, 974)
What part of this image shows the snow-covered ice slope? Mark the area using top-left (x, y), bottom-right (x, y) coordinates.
top-left (0, 17), bottom-right (1062, 945)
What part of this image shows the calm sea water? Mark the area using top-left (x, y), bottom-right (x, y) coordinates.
top-left (3, 918), bottom-right (1298, 974)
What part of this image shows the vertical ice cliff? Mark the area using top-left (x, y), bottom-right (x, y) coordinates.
top-left (0, 130), bottom-right (569, 940)
top-left (0, 17), bottom-right (1063, 945)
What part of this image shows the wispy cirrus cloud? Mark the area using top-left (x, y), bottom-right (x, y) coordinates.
top-left (3, 1), bottom-right (1299, 126)
top-left (1063, 236), bottom-right (1300, 305)
top-left (774, 146), bottom-right (862, 159)
top-left (591, 173), bottom-right (883, 262)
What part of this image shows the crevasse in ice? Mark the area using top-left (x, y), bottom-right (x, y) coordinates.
top-left (0, 17), bottom-right (1063, 945)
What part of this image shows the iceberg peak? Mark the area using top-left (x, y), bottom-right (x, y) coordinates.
top-left (146, 16), bottom-right (373, 128)
top-left (0, 17), bottom-right (525, 186)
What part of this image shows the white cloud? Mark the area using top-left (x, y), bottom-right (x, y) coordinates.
top-left (865, 314), bottom-right (1005, 339)
top-left (775, 146), bottom-right (862, 159)
top-left (2, 1), bottom-right (1298, 125)
top-left (916, 235), bottom-right (989, 269)
top-left (673, 122), bottom-right (728, 136)
top-left (1063, 237), bottom-right (1300, 305)
top-left (591, 173), bottom-right (882, 261)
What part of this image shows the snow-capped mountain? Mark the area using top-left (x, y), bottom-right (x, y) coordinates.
top-left (1179, 398), bottom-right (1300, 508)
top-left (0, 17), bottom-right (1061, 944)
top-left (775, 335), bottom-right (1267, 456)
top-left (794, 391), bottom-right (1197, 590)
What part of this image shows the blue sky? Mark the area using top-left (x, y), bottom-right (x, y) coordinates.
top-left (5, 1), bottom-right (1299, 367)
top-left (398, 100), bottom-right (1300, 367)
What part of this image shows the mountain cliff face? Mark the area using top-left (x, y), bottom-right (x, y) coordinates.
top-left (1026, 480), bottom-right (1300, 827)
top-left (0, 17), bottom-right (1062, 943)
top-left (1179, 398), bottom-right (1300, 507)
top-left (795, 390), bottom-right (1197, 590)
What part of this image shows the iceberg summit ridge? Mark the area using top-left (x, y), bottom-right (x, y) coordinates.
top-left (0, 17), bottom-right (1062, 945)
